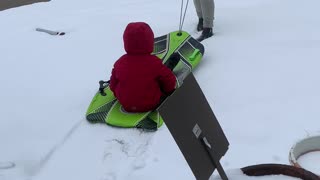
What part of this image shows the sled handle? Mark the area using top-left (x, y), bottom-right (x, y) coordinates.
top-left (189, 49), bottom-right (200, 61)
top-left (99, 80), bottom-right (110, 96)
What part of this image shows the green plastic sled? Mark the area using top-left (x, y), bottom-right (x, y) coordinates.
top-left (86, 31), bottom-right (205, 130)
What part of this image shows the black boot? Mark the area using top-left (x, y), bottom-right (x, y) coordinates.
top-left (164, 52), bottom-right (180, 70)
top-left (197, 18), bottom-right (203, 31)
top-left (196, 28), bottom-right (213, 42)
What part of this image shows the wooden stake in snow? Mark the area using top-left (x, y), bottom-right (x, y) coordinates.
top-left (36, 28), bottom-right (65, 36)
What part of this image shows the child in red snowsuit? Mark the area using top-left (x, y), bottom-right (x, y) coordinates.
top-left (110, 22), bottom-right (177, 112)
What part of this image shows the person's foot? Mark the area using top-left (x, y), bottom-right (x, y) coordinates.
top-left (165, 52), bottom-right (180, 70)
top-left (197, 18), bottom-right (203, 31)
top-left (196, 28), bottom-right (213, 42)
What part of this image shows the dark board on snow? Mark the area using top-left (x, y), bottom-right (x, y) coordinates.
top-left (158, 73), bottom-right (229, 180)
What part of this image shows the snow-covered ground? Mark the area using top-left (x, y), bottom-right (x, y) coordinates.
top-left (297, 151), bottom-right (320, 175)
top-left (1, 0), bottom-right (320, 179)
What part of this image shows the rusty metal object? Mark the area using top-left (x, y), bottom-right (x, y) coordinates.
top-left (241, 163), bottom-right (320, 180)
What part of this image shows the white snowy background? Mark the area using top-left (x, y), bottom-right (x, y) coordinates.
top-left (1, 0), bottom-right (320, 179)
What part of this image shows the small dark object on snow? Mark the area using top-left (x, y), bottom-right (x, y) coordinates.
top-left (36, 28), bottom-right (65, 36)
top-left (0, 162), bottom-right (15, 169)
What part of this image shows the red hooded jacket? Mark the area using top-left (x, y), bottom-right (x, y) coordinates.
top-left (109, 22), bottom-right (176, 112)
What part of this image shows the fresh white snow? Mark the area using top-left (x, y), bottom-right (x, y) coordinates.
top-left (1, 0), bottom-right (320, 179)
top-left (297, 151), bottom-right (320, 176)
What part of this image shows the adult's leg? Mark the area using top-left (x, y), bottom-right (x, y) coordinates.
top-left (193, 0), bottom-right (204, 31)
top-left (196, 0), bottom-right (215, 41)
top-left (200, 0), bottom-right (214, 28)
top-left (193, 0), bottom-right (203, 19)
